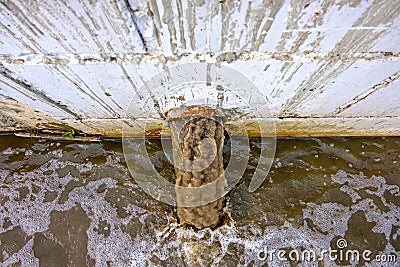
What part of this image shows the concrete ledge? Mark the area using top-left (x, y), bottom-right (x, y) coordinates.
top-left (58, 117), bottom-right (400, 138)
top-left (0, 95), bottom-right (75, 133)
top-left (1, 95), bottom-right (398, 137)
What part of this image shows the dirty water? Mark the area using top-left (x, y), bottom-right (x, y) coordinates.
top-left (0, 135), bottom-right (399, 266)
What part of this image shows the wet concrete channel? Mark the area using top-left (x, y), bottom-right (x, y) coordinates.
top-left (0, 135), bottom-right (399, 266)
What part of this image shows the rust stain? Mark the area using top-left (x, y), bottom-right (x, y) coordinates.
top-left (165, 105), bottom-right (219, 120)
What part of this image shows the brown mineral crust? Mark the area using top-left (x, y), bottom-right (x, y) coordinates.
top-left (168, 107), bottom-right (226, 229)
top-left (165, 106), bottom-right (218, 120)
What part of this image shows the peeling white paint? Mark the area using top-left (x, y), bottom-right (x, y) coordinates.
top-left (339, 77), bottom-right (400, 117)
top-left (0, 0), bottom-right (399, 136)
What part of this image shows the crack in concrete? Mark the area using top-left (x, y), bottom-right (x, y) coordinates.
top-left (0, 64), bottom-right (82, 119)
top-left (123, 0), bottom-right (149, 52)
top-left (332, 71), bottom-right (400, 116)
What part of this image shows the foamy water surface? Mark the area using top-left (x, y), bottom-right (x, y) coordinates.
top-left (0, 136), bottom-right (399, 266)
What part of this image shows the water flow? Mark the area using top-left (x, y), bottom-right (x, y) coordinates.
top-left (0, 135), bottom-right (399, 266)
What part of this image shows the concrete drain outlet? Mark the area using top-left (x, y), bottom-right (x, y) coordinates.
top-left (122, 63), bottom-right (277, 230)
top-left (166, 106), bottom-right (227, 229)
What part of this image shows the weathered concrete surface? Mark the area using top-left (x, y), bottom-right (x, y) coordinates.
top-left (56, 117), bottom-right (399, 138)
top-left (0, 94), bottom-right (75, 133)
top-left (0, 0), bottom-right (399, 136)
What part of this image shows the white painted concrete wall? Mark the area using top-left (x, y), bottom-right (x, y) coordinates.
top-left (0, 0), bottom-right (399, 136)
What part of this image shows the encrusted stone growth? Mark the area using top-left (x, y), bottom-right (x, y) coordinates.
top-left (167, 106), bottom-right (226, 229)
